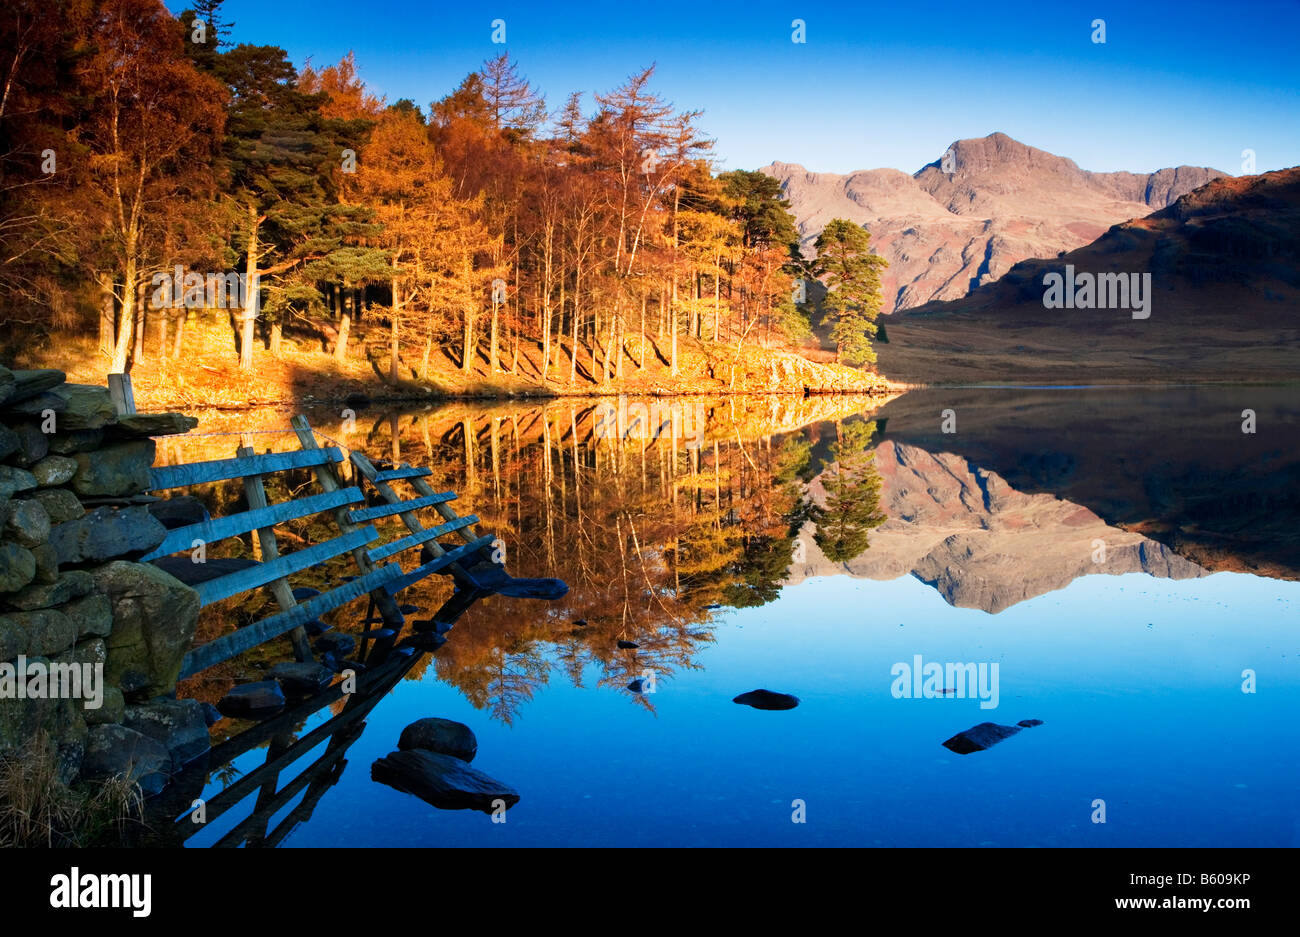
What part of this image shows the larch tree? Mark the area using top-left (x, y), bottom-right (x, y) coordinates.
top-left (79, 0), bottom-right (226, 374)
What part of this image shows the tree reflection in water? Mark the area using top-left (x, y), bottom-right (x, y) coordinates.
top-left (341, 395), bottom-right (889, 724)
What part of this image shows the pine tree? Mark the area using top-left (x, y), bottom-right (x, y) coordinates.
top-left (813, 218), bottom-right (888, 368)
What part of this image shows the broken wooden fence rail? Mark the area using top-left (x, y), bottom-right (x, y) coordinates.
top-left (144, 440), bottom-right (405, 680)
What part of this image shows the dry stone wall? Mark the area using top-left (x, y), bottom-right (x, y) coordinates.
top-left (0, 364), bottom-right (209, 795)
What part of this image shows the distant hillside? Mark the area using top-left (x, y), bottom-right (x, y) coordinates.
top-left (761, 132), bottom-right (1225, 314)
top-left (875, 167), bottom-right (1300, 383)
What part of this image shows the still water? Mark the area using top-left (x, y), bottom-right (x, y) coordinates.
top-left (149, 386), bottom-right (1300, 847)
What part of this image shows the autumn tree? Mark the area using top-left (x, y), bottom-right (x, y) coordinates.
top-left (78, 0), bottom-right (226, 373)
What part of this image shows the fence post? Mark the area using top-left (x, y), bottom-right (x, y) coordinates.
top-left (107, 372), bottom-right (136, 415)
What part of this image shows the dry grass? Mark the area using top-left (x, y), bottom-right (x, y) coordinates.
top-left (5, 315), bottom-right (896, 410)
top-left (0, 733), bottom-right (145, 847)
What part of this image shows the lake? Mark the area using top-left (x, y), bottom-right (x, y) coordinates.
top-left (142, 386), bottom-right (1300, 847)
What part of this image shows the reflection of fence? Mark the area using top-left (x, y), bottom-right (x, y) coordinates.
top-left (140, 648), bottom-right (419, 847)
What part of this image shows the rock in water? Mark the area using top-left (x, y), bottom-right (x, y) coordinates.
top-left (271, 661), bottom-right (335, 696)
top-left (1017, 718), bottom-right (1044, 728)
top-left (217, 681), bottom-right (286, 720)
top-left (122, 698), bottom-right (210, 773)
top-left (371, 749), bottom-right (517, 812)
top-left (942, 721), bottom-right (1033, 754)
top-left (397, 717), bottom-right (478, 762)
top-left (733, 689), bottom-right (800, 710)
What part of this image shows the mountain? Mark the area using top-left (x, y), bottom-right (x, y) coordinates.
top-left (875, 167), bottom-right (1300, 383)
top-left (787, 439), bottom-right (1205, 613)
top-left (760, 132), bottom-right (1225, 314)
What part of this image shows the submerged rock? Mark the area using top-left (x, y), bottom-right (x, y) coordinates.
top-left (217, 681), bottom-right (286, 720)
top-left (943, 719), bottom-right (1043, 754)
top-left (733, 689), bottom-right (800, 711)
top-left (398, 717), bottom-right (477, 762)
top-left (371, 749), bottom-right (517, 812)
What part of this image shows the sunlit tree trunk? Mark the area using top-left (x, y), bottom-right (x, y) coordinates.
top-left (98, 274), bottom-right (115, 362)
top-left (334, 285), bottom-right (351, 362)
top-left (239, 202), bottom-right (260, 370)
top-left (389, 277), bottom-right (401, 383)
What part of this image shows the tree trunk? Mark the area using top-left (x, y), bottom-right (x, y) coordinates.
top-left (98, 274), bottom-right (115, 362)
top-left (389, 278), bottom-right (401, 383)
top-left (489, 298), bottom-right (499, 372)
top-left (109, 245), bottom-right (137, 374)
top-left (270, 321), bottom-right (282, 357)
top-left (132, 279), bottom-right (145, 362)
top-left (172, 309), bottom-right (186, 358)
top-left (158, 306), bottom-right (168, 358)
top-left (670, 279), bottom-right (679, 377)
top-left (334, 292), bottom-right (351, 362)
top-left (239, 202), bottom-right (260, 370)
top-left (639, 292), bottom-right (647, 369)
top-left (461, 255), bottom-right (475, 373)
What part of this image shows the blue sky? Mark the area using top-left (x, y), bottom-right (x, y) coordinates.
top-left (183, 0), bottom-right (1300, 175)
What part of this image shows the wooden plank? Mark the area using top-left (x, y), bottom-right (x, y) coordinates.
top-left (107, 373), bottom-right (136, 416)
top-left (139, 487), bottom-right (363, 562)
top-left (345, 491), bottom-right (456, 523)
top-left (193, 525), bottom-right (377, 606)
top-left (374, 466), bottom-right (432, 482)
top-left (148, 447), bottom-right (343, 491)
top-left (349, 452), bottom-right (478, 586)
top-left (409, 474), bottom-right (486, 548)
top-left (289, 416), bottom-right (407, 631)
top-left (239, 443), bottom-right (312, 664)
top-left (384, 535), bottom-right (496, 594)
top-left (179, 562), bottom-right (405, 678)
top-left (366, 514), bottom-right (479, 562)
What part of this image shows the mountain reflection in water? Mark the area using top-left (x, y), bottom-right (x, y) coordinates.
top-left (150, 386), bottom-right (1299, 846)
